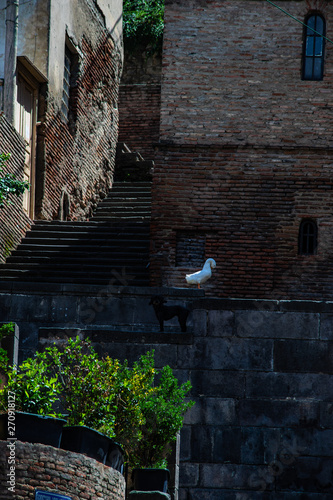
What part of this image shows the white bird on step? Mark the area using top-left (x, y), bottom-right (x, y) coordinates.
top-left (185, 258), bottom-right (217, 289)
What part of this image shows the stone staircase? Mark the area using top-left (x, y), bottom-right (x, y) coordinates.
top-left (0, 182), bottom-right (151, 287)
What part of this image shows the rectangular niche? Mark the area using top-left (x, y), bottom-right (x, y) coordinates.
top-left (176, 231), bottom-right (206, 267)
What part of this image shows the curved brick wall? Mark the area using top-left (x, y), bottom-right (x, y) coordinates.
top-left (0, 440), bottom-right (125, 500)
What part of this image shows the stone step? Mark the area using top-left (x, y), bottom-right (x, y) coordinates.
top-left (19, 236), bottom-right (150, 245)
top-left (110, 182), bottom-right (152, 190)
top-left (7, 248), bottom-right (149, 262)
top-left (93, 209), bottom-right (151, 217)
top-left (1, 254), bottom-right (149, 267)
top-left (0, 274), bottom-right (149, 285)
top-left (92, 217), bottom-right (150, 222)
top-left (95, 199), bottom-right (151, 206)
top-left (1, 181), bottom-right (152, 287)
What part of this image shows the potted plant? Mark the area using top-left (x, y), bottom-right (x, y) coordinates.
top-left (0, 350), bottom-right (65, 447)
top-left (101, 350), bottom-right (194, 493)
top-left (45, 337), bottom-right (121, 466)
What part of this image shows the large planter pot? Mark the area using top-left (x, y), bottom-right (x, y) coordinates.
top-left (105, 440), bottom-right (125, 474)
top-left (0, 412), bottom-right (66, 448)
top-left (60, 425), bottom-right (111, 464)
top-left (132, 468), bottom-right (170, 493)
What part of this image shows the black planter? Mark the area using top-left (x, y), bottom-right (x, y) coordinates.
top-left (105, 440), bottom-right (125, 473)
top-left (60, 425), bottom-right (111, 464)
top-left (132, 468), bottom-right (170, 493)
top-left (0, 412), bottom-right (66, 447)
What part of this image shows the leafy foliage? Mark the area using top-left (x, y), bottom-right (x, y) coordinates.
top-left (0, 323), bottom-right (15, 371)
top-left (123, 0), bottom-right (164, 51)
top-left (46, 337), bottom-right (116, 437)
top-left (0, 351), bottom-right (62, 417)
top-left (0, 337), bottom-right (194, 469)
top-left (129, 363), bottom-right (194, 468)
top-left (0, 153), bottom-right (29, 208)
top-left (100, 351), bottom-right (156, 452)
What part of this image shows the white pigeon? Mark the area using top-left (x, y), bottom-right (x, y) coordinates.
top-left (185, 258), bottom-right (217, 289)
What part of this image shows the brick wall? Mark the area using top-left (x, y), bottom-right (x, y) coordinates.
top-left (40, 34), bottom-right (121, 221)
top-left (118, 84), bottom-right (161, 161)
top-left (150, 0), bottom-right (333, 299)
top-left (118, 44), bottom-right (162, 161)
top-left (0, 115), bottom-right (32, 262)
top-left (161, 0), bottom-right (333, 147)
top-left (0, 440), bottom-right (125, 500)
top-left (150, 145), bottom-right (333, 299)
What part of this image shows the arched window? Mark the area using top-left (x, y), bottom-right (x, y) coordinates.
top-left (302, 13), bottom-right (325, 80)
top-left (298, 220), bottom-right (317, 255)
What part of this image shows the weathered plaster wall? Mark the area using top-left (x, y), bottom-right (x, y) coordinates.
top-left (48, 0), bottom-right (122, 105)
top-left (0, 0), bottom-right (49, 78)
top-left (0, 440), bottom-right (126, 500)
top-left (41, 31), bottom-right (121, 221)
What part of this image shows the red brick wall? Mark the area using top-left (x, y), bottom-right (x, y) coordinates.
top-left (161, 0), bottom-right (333, 147)
top-left (40, 34), bottom-right (121, 221)
top-left (118, 44), bottom-right (162, 161)
top-left (0, 440), bottom-right (125, 500)
top-left (150, 145), bottom-right (333, 299)
top-left (0, 115), bottom-right (32, 262)
top-left (118, 84), bottom-right (161, 161)
top-left (150, 0), bottom-right (333, 299)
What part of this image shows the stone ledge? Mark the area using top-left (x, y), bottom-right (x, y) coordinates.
top-left (39, 328), bottom-right (194, 345)
top-left (192, 298), bottom-right (333, 313)
top-left (0, 283), bottom-right (205, 298)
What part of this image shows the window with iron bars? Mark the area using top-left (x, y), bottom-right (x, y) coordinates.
top-left (61, 45), bottom-right (72, 121)
top-left (298, 220), bottom-right (317, 255)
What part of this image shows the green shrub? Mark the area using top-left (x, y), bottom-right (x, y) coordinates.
top-left (128, 362), bottom-right (194, 468)
top-left (45, 337), bottom-right (116, 437)
top-left (0, 336), bottom-right (194, 469)
top-left (0, 351), bottom-right (61, 416)
top-left (0, 322), bottom-right (15, 371)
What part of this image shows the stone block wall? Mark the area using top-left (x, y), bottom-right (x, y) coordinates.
top-left (0, 115), bottom-right (32, 262)
top-left (0, 441), bottom-right (125, 500)
top-left (84, 297), bottom-right (333, 499)
top-left (1, 285), bottom-right (330, 499)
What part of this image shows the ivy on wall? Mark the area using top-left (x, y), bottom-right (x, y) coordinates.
top-left (0, 153), bottom-right (29, 208)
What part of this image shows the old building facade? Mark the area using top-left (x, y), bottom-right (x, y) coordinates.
top-left (148, 0), bottom-right (333, 300)
top-left (0, 0), bottom-right (123, 260)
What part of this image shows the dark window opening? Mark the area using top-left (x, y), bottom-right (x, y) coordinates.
top-left (302, 13), bottom-right (325, 80)
top-left (176, 232), bottom-right (206, 267)
top-left (299, 220), bottom-right (317, 255)
top-left (61, 40), bottom-right (79, 130)
top-left (61, 45), bottom-right (72, 121)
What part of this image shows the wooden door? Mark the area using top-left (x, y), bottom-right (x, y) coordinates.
top-left (15, 75), bottom-right (37, 217)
